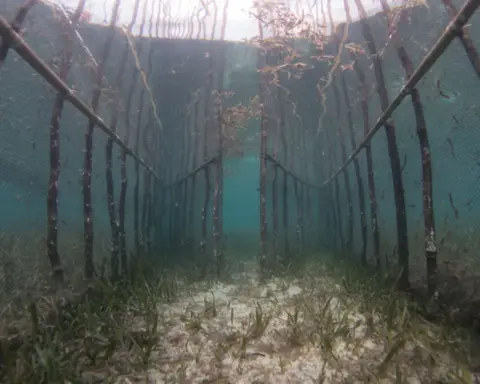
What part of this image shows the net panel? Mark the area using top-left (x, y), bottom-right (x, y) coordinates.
top-left (1, 0), bottom-right (480, 301)
top-left (0, 0), bottom-right (199, 299)
top-left (310, 0), bottom-right (480, 293)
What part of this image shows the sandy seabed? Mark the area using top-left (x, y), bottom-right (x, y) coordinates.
top-left (114, 262), bottom-right (477, 384)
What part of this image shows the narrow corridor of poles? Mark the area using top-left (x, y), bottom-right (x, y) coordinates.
top-left (1, 0), bottom-right (480, 296)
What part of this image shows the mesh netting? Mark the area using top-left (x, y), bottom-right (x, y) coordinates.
top-left (1, 0), bottom-right (480, 304)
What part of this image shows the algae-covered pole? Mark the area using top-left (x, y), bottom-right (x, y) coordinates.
top-left (325, 118), bottom-right (344, 252)
top-left (200, 150), bottom-right (212, 276)
top-left (331, 77), bottom-right (353, 252)
top-left (141, 111), bottom-right (156, 253)
top-left (325, 0), bottom-right (353, 252)
top-left (278, 86), bottom-right (290, 259)
top-left (213, 47), bottom-right (227, 278)
top-left (339, 73), bottom-right (367, 265)
top-left (257, 19), bottom-right (269, 276)
top-left (141, 167), bottom-right (151, 251)
top-left (299, 189), bottom-right (305, 254)
top-left (133, 0), bottom-right (150, 257)
top-left (211, 0), bottom-right (221, 273)
top-left (380, 0), bottom-right (436, 294)
top-left (184, 93), bottom-right (197, 249)
top-left (342, 0), bottom-right (380, 269)
top-left (183, 102), bottom-right (193, 249)
top-left (46, 0), bottom-right (86, 285)
top-left (158, 182), bottom-right (167, 248)
top-left (181, 100), bottom-right (192, 247)
top-left (119, 0), bottom-right (144, 274)
top-left (105, 0), bottom-right (129, 279)
top-left (272, 164), bottom-right (279, 261)
top-left (320, 122), bottom-right (339, 249)
top-left (300, 112), bottom-right (310, 248)
top-left (148, 0), bottom-right (163, 252)
top-left (181, 106), bottom-right (191, 249)
top-left (314, 135), bottom-right (324, 245)
top-left (289, 103), bottom-right (302, 256)
top-left (327, 1), bottom-right (366, 262)
top-left (200, 22), bottom-right (215, 276)
top-left (296, 114), bottom-right (306, 255)
top-left (140, 0), bottom-right (158, 252)
top-left (189, 92), bottom-right (201, 254)
top-left (271, 67), bottom-right (280, 263)
top-left (318, 130), bottom-right (337, 249)
top-left (106, 0), bottom-right (139, 278)
top-left (83, 1), bottom-right (126, 279)
top-left (292, 108), bottom-right (303, 256)
top-left (319, 0), bottom-right (344, 253)
top-left (212, 0), bottom-right (229, 278)
top-left (133, 96), bottom-right (144, 254)
top-left (332, 157), bottom-right (344, 252)
top-left (170, 152), bottom-right (179, 248)
top-left (212, 86), bottom-right (223, 277)
top-left (293, 180), bottom-right (302, 256)
top-left (172, 108), bottom-right (183, 247)
top-left (441, 0), bottom-right (480, 78)
top-left (354, 0), bottom-right (409, 289)
top-left (150, 136), bottom-right (161, 251)
top-left (319, 1), bottom-right (331, 248)
top-left (0, 0), bottom-right (37, 68)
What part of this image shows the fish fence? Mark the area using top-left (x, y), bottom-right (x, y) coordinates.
top-left (0, 0), bottom-right (480, 309)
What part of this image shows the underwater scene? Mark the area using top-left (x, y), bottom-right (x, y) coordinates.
top-left (1, 0), bottom-right (480, 382)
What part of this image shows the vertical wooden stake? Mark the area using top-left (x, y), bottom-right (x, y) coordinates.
top-left (257, 25), bottom-right (269, 277)
top-left (380, 0), bottom-right (436, 293)
top-left (46, 0), bottom-right (86, 284)
top-left (354, 0), bottom-right (410, 289)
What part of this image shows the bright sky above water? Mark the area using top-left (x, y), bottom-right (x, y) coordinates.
top-left (50, 0), bottom-right (405, 41)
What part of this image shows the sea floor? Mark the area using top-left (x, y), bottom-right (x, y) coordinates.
top-left (113, 261), bottom-right (477, 384)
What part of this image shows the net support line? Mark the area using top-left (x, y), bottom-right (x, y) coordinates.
top-left (320, 0), bottom-right (480, 187)
top-left (161, 155), bottom-right (218, 189)
top-left (0, 0), bottom-right (37, 67)
top-left (0, 15), bottom-right (159, 180)
top-left (441, 0), bottom-right (480, 78)
top-left (265, 153), bottom-right (321, 190)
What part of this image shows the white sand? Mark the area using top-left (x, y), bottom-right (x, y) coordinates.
top-left (116, 263), bottom-right (476, 383)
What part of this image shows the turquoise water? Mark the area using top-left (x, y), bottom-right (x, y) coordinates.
top-left (0, 0), bottom-right (479, 294)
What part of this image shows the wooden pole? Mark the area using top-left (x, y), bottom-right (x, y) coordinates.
top-left (353, 0), bottom-right (410, 289)
top-left (46, 0), bottom-right (87, 284)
